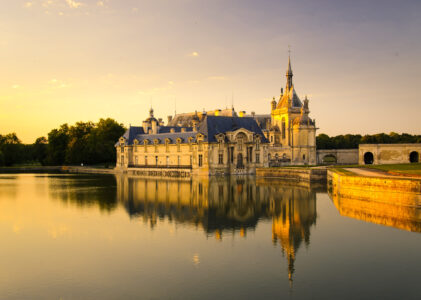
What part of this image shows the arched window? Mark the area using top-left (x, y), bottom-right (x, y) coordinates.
top-left (237, 153), bottom-right (244, 169)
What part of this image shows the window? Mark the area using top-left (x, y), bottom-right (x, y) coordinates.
top-left (190, 155), bottom-right (192, 165)
top-left (303, 154), bottom-right (306, 161)
top-left (155, 156), bottom-right (158, 166)
top-left (238, 137), bottom-right (243, 151)
top-left (218, 153), bottom-right (224, 164)
top-left (165, 141), bottom-right (169, 152)
top-left (198, 154), bottom-right (203, 167)
top-left (135, 156), bottom-right (138, 165)
top-left (256, 139), bottom-right (260, 151)
top-left (248, 147), bottom-right (253, 162)
top-left (230, 147), bottom-right (234, 163)
top-left (270, 136), bottom-right (273, 143)
top-left (166, 156), bottom-right (169, 166)
top-left (121, 155), bottom-right (124, 165)
top-left (177, 142), bottom-right (181, 152)
top-left (282, 119), bottom-right (286, 139)
top-left (237, 153), bottom-right (244, 169)
top-left (256, 153), bottom-right (260, 163)
top-left (145, 156), bottom-right (148, 166)
top-left (198, 141), bottom-right (203, 151)
top-left (134, 146), bottom-right (137, 152)
top-left (177, 156), bottom-right (180, 165)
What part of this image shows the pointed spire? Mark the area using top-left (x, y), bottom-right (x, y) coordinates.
top-left (286, 46), bottom-right (293, 90)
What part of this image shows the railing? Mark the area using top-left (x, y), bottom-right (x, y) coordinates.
top-left (128, 164), bottom-right (192, 169)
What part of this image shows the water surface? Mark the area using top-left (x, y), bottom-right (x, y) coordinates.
top-left (1, 174), bottom-right (420, 299)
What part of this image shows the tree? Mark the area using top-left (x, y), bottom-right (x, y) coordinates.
top-left (33, 137), bottom-right (48, 165)
top-left (46, 124), bottom-right (69, 165)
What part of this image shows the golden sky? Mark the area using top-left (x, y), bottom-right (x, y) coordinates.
top-left (1, 0), bottom-right (420, 143)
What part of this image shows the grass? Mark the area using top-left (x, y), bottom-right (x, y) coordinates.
top-left (329, 163), bottom-right (421, 177)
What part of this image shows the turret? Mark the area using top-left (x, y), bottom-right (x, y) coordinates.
top-left (271, 97), bottom-right (277, 110)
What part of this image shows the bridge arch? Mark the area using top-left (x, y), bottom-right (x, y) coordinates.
top-left (409, 151), bottom-right (419, 163)
top-left (364, 152), bottom-right (374, 165)
top-left (322, 154), bottom-right (337, 165)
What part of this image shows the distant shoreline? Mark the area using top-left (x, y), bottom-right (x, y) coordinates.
top-left (0, 166), bottom-right (115, 175)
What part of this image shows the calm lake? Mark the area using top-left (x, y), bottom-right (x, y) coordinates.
top-left (1, 174), bottom-right (420, 300)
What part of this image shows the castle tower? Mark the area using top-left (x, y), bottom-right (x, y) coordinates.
top-left (268, 54), bottom-right (317, 165)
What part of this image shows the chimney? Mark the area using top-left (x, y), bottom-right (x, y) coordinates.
top-left (214, 109), bottom-right (221, 116)
top-left (158, 118), bottom-right (164, 126)
top-left (181, 128), bottom-right (186, 133)
top-left (151, 120), bottom-right (157, 134)
top-left (167, 115), bottom-right (173, 124)
top-left (170, 128), bottom-right (175, 133)
top-left (251, 111), bottom-right (255, 118)
top-left (239, 111), bottom-right (246, 117)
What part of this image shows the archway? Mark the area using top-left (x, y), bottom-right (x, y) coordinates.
top-left (409, 151), bottom-right (419, 163)
top-left (237, 153), bottom-right (244, 169)
top-left (322, 154), bottom-right (337, 165)
top-left (364, 152), bottom-right (374, 165)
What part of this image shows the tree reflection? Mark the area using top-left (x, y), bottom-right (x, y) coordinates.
top-left (48, 174), bottom-right (118, 212)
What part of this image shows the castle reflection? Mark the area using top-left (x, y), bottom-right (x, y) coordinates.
top-left (329, 185), bottom-right (421, 233)
top-left (116, 175), bottom-right (320, 283)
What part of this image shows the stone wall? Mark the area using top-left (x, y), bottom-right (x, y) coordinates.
top-left (327, 169), bottom-right (421, 207)
top-left (316, 149), bottom-right (359, 165)
top-left (359, 144), bottom-right (421, 165)
top-left (256, 167), bottom-right (327, 182)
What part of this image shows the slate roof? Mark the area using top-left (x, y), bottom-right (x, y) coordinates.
top-left (197, 116), bottom-right (269, 143)
top-left (277, 86), bottom-right (303, 109)
top-left (117, 116), bottom-right (268, 146)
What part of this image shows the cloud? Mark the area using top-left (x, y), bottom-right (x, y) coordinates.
top-left (42, 0), bottom-right (54, 8)
top-left (208, 76), bottom-right (227, 80)
top-left (190, 51), bottom-right (199, 57)
top-left (65, 0), bottom-right (83, 9)
top-left (49, 79), bottom-right (70, 88)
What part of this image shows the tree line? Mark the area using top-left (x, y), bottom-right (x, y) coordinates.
top-left (316, 132), bottom-right (421, 149)
top-left (0, 118), bottom-right (125, 167)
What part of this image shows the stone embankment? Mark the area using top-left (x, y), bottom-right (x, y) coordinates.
top-left (328, 169), bottom-right (421, 207)
top-left (256, 167), bottom-right (327, 182)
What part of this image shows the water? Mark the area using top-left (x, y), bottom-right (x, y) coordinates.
top-left (0, 174), bottom-right (420, 300)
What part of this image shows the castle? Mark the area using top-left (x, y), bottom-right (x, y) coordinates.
top-left (115, 55), bottom-right (317, 175)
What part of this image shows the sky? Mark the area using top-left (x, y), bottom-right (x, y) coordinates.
top-left (0, 0), bottom-right (420, 143)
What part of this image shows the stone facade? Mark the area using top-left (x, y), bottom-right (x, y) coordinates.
top-left (265, 56), bottom-right (317, 165)
top-left (359, 144), bottom-right (421, 165)
top-left (116, 110), bottom-right (269, 176)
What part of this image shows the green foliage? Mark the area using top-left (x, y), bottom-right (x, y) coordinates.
top-left (46, 118), bottom-right (125, 165)
top-left (317, 132), bottom-right (421, 149)
top-left (46, 124), bottom-right (69, 165)
top-left (0, 118), bottom-right (125, 167)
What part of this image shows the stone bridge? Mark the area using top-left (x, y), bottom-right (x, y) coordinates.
top-left (316, 149), bottom-right (359, 165)
top-left (359, 144), bottom-right (421, 165)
